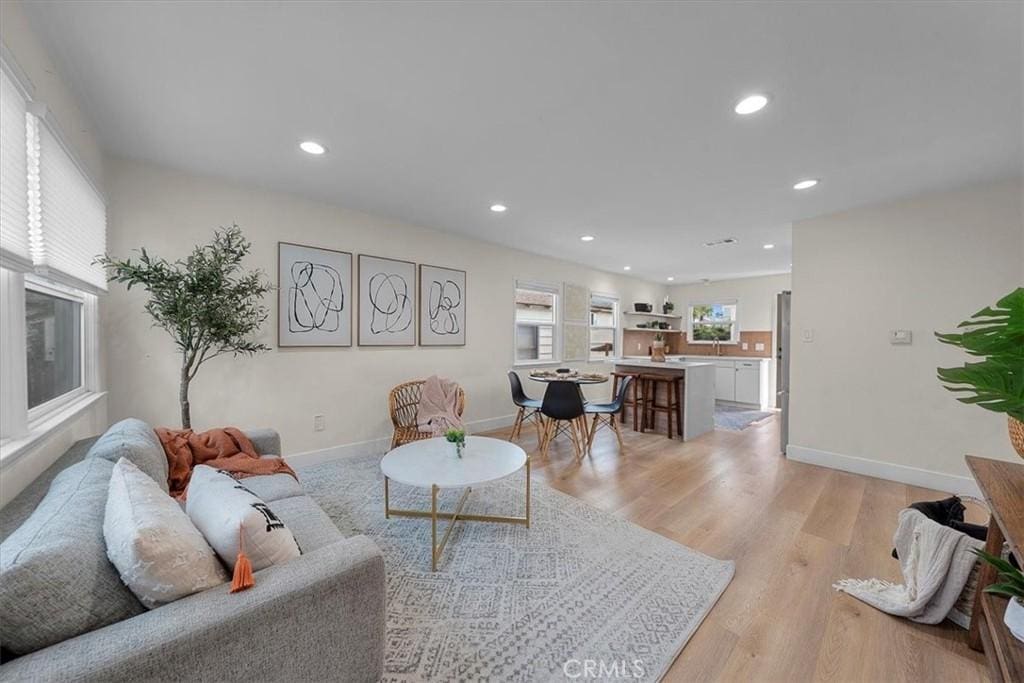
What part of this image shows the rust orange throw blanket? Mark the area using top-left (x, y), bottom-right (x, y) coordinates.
top-left (155, 427), bottom-right (297, 499)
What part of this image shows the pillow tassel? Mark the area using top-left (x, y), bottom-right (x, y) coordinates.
top-left (230, 526), bottom-right (255, 593)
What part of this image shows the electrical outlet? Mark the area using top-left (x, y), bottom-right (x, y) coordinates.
top-left (313, 414), bottom-right (325, 432)
top-left (741, 342), bottom-right (748, 351)
top-left (755, 342), bottom-right (765, 351)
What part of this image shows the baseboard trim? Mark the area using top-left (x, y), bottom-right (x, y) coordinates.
top-left (787, 444), bottom-right (981, 497)
top-left (285, 413), bottom-right (519, 467)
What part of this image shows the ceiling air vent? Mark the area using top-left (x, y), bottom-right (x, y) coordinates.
top-left (702, 237), bottom-right (739, 248)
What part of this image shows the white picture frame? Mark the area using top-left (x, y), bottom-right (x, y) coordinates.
top-left (358, 254), bottom-right (416, 346)
top-left (278, 242), bottom-right (352, 347)
top-left (419, 264), bottom-right (466, 346)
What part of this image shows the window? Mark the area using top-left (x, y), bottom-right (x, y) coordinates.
top-left (688, 301), bottom-right (739, 343)
top-left (515, 285), bottom-right (558, 363)
top-left (25, 282), bottom-right (83, 410)
top-left (589, 294), bottom-right (618, 361)
top-left (0, 60), bottom-right (104, 460)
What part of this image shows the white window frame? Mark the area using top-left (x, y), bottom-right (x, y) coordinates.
top-left (24, 275), bottom-right (88, 423)
top-left (588, 292), bottom-right (619, 361)
top-left (513, 280), bottom-right (562, 366)
top-left (687, 300), bottom-right (740, 345)
top-left (1, 269), bottom-right (103, 463)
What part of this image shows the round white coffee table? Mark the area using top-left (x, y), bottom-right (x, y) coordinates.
top-left (381, 436), bottom-right (530, 571)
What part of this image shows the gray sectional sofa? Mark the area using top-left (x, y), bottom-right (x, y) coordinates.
top-left (0, 419), bottom-right (385, 682)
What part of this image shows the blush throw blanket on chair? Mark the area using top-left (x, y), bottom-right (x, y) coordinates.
top-left (156, 427), bottom-right (297, 499)
top-left (416, 375), bottom-right (463, 436)
top-left (834, 508), bottom-right (983, 625)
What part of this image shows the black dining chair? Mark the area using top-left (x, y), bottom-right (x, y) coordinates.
top-left (539, 380), bottom-right (587, 461)
top-left (507, 371), bottom-right (543, 446)
top-left (585, 375), bottom-right (634, 452)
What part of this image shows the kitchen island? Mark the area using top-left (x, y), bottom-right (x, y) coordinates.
top-left (612, 358), bottom-right (715, 440)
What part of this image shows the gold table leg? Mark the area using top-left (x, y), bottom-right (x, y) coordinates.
top-left (385, 456), bottom-right (532, 570)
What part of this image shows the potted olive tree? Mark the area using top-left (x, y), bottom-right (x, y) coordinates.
top-left (98, 226), bottom-right (271, 429)
top-left (936, 287), bottom-right (1024, 458)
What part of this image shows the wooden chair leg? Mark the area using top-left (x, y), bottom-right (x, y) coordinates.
top-left (532, 412), bottom-right (543, 450)
top-left (587, 414), bottom-right (599, 451)
top-left (610, 415), bottom-right (625, 451)
top-left (540, 418), bottom-right (553, 459)
top-left (510, 406), bottom-right (524, 441)
top-left (566, 419), bottom-right (581, 460)
top-left (663, 385), bottom-right (671, 438)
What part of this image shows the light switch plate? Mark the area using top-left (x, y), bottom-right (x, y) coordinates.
top-left (741, 342), bottom-right (748, 350)
top-left (889, 329), bottom-right (912, 345)
top-left (755, 342), bottom-right (765, 351)
top-left (802, 328), bottom-right (814, 343)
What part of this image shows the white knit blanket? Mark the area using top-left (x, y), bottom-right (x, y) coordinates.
top-left (834, 508), bottom-right (983, 625)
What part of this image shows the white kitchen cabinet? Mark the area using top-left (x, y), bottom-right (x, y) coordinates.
top-left (714, 362), bottom-right (735, 401)
top-left (734, 362), bottom-right (760, 404)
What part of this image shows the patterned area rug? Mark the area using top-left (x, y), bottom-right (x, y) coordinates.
top-left (298, 453), bottom-right (734, 681)
top-left (714, 404), bottom-right (775, 431)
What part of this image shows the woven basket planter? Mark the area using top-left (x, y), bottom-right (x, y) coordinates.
top-left (1010, 416), bottom-right (1024, 458)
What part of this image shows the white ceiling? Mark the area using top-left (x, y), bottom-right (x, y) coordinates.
top-left (24, 1), bottom-right (1022, 284)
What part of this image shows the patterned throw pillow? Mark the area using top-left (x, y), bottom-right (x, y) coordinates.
top-left (104, 458), bottom-right (228, 609)
top-left (186, 465), bottom-right (301, 571)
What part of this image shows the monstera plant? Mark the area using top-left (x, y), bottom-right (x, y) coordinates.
top-left (936, 287), bottom-right (1024, 457)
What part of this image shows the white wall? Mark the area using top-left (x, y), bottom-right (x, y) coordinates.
top-left (789, 179), bottom-right (1023, 492)
top-left (668, 273), bottom-right (791, 331)
top-left (0, 1), bottom-right (108, 507)
top-left (104, 158), bottom-right (668, 456)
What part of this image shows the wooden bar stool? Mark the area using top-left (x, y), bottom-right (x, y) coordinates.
top-left (641, 374), bottom-right (681, 439)
top-left (610, 371), bottom-right (642, 431)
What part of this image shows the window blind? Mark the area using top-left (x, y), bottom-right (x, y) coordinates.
top-left (0, 69), bottom-right (31, 269)
top-left (26, 114), bottom-right (107, 292)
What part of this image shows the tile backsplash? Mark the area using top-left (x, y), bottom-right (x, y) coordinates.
top-left (622, 330), bottom-right (773, 358)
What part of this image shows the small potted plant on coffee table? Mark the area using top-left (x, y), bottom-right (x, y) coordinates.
top-left (445, 428), bottom-right (466, 458)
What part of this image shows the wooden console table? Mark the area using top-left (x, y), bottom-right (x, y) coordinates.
top-left (965, 455), bottom-right (1024, 683)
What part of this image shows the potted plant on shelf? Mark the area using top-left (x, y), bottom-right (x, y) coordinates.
top-left (445, 428), bottom-right (466, 458)
top-left (651, 332), bottom-right (667, 362)
top-left (971, 548), bottom-right (1024, 643)
top-left (663, 298), bottom-right (675, 315)
top-left (935, 287), bottom-right (1024, 458)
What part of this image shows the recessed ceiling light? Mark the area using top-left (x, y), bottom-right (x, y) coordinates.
top-left (490, 204), bottom-right (507, 213)
top-left (580, 235), bottom-right (595, 242)
top-left (299, 140), bottom-right (326, 155)
top-left (763, 243), bottom-right (775, 249)
top-left (667, 276), bottom-right (675, 281)
top-left (623, 266), bottom-right (631, 271)
top-left (734, 94), bottom-right (769, 115)
top-left (793, 179), bottom-right (819, 190)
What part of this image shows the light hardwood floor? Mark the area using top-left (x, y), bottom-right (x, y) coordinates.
top-left (484, 412), bottom-right (989, 682)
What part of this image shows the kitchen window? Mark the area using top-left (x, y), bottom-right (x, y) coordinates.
top-left (589, 294), bottom-right (618, 361)
top-left (514, 284), bottom-right (559, 363)
top-left (688, 301), bottom-right (739, 344)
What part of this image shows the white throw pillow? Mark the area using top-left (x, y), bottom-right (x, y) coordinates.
top-left (186, 465), bottom-right (301, 572)
top-left (104, 458), bottom-right (228, 609)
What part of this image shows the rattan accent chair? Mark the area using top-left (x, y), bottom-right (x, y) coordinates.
top-left (388, 379), bottom-right (466, 449)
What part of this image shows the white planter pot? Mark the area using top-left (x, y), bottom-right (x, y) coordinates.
top-left (1006, 596), bottom-right (1024, 643)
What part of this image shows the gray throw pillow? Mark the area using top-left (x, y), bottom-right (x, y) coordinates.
top-left (86, 418), bottom-right (169, 492)
top-left (0, 458), bottom-right (145, 655)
